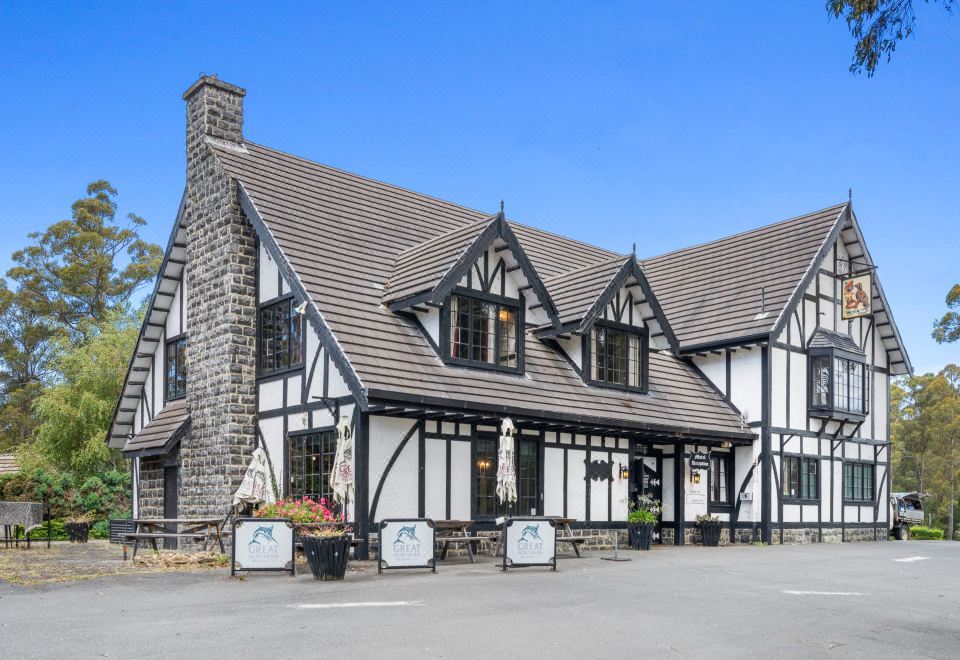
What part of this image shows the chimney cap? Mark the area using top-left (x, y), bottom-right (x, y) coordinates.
top-left (183, 75), bottom-right (246, 101)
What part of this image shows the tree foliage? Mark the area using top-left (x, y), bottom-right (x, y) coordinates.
top-left (827, 0), bottom-right (957, 76)
top-left (932, 283), bottom-right (960, 344)
top-left (891, 365), bottom-right (960, 539)
top-left (6, 180), bottom-right (162, 342)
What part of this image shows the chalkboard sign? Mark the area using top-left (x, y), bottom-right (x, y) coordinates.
top-left (378, 519), bottom-right (436, 574)
top-left (231, 518), bottom-right (295, 576)
top-left (689, 451), bottom-right (710, 471)
top-left (502, 517), bottom-right (557, 571)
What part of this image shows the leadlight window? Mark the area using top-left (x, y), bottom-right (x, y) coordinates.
top-left (709, 453), bottom-right (731, 506)
top-left (289, 431), bottom-right (336, 503)
top-left (809, 350), bottom-right (869, 417)
top-left (447, 294), bottom-right (520, 370)
top-left (588, 323), bottom-right (647, 391)
top-left (259, 298), bottom-right (303, 374)
top-left (474, 436), bottom-right (539, 518)
top-left (843, 462), bottom-right (875, 502)
top-left (165, 336), bottom-right (187, 401)
top-left (782, 456), bottom-right (818, 500)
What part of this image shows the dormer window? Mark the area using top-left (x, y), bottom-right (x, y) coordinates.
top-left (442, 290), bottom-right (523, 372)
top-left (583, 322), bottom-right (648, 392)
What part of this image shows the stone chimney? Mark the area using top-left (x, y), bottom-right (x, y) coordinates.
top-left (180, 76), bottom-right (258, 520)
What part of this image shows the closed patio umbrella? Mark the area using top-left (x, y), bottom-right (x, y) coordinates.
top-left (330, 418), bottom-right (354, 510)
top-left (496, 418), bottom-right (518, 509)
top-left (233, 447), bottom-right (275, 506)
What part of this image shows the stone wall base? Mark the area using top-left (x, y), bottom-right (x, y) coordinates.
top-left (658, 525), bottom-right (889, 546)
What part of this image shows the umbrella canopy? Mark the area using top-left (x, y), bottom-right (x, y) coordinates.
top-left (330, 417), bottom-right (354, 508)
top-left (233, 447), bottom-right (275, 506)
top-left (496, 418), bottom-right (518, 506)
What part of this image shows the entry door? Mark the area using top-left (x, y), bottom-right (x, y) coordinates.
top-left (635, 456), bottom-right (663, 544)
top-left (163, 465), bottom-right (178, 550)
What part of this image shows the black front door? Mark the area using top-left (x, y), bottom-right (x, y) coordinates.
top-left (163, 465), bottom-right (178, 550)
top-left (633, 454), bottom-right (663, 544)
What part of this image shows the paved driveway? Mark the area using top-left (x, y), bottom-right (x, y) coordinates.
top-left (1, 541), bottom-right (957, 658)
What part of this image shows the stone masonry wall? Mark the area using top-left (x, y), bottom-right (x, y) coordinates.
top-left (661, 525), bottom-right (888, 545)
top-left (180, 77), bottom-right (258, 520)
top-left (138, 457), bottom-right (165, 519)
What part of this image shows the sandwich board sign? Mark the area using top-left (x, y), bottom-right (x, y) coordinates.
top-left (378, 519), bottom-right (436, 574)
top-left (502, 517), bottom-right (557, 571)
top-left (231, 518), bottom-right (295, 576)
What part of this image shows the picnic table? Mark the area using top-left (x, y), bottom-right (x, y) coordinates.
top-left (123, 518), bottom-right (226, 560)
top-left (490, 517), bottom-right (588, 558)
top-left (0, 502), bottom-right (50, 549)
top-left (434, 519), bottom-right (481, 563)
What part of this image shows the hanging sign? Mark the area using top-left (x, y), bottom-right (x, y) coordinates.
top-left (378, 519), bottom-right (436, 574)
top-left (689, 451), bottom-right (710, 472)
top-left (841, 274), bottom-right (872, 320)
top-left (231, 518), bottom-right (295, 576)
top-left (502, 517), bottom-right (557, 571)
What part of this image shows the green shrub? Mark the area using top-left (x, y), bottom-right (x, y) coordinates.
top-left (21, 519), bottom-right (68, 541)
top-left (909, 525), bottom-right (944, 540)
top-left (91, 520), bottom-right (110, 539)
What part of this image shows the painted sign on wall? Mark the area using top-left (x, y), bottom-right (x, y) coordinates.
top-left (841, 274), bottom-right (872, 320)
top-left (503, 517), bottom-right (557, 571)
top-left (689, 451), bottom-right (710, 471)
top-left (231, 518), bottom-right (295, 576)
top-left (378, 519), bottom-right (436, 574)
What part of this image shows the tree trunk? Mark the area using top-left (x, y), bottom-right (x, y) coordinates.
top-left (949, 476), bottom-right (955, 542)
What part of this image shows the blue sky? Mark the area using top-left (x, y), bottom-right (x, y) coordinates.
top-left (0, 1), bottom-right (957, 374)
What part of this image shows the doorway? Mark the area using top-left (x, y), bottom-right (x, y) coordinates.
top-left (163, 465), bottom-right (178, 549)
top-left (633, 451), bottom-right (663, 544)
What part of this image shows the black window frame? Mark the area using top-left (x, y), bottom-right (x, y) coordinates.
top-left (808, 346), bottom-right (869, 420)
top-left (164, 334), bottom-right (187, 403)
top-left (781, 455), bottom-right (820, 502)
top-left (258, 295), bottom-right (305, 378)
top-left (708, 452), bottom-right (734, 510)
top-left (471, 433), bottom-right (540, 520)
top-left (287, 429), bottom-right (337, 503)
top-left (581, 320), bottom-right (649, 393)
top-left (440, 288), bottom-right (525, 374)
top-left (843, 461), bottom-right (876, 503)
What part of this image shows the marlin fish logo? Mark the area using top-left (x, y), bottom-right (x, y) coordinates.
top-left (250, 525), bottom-right (279, 546)
top-left (519, 524), bottom-right (542, 543)
top-left (394, 525), bottom-right (421, 545)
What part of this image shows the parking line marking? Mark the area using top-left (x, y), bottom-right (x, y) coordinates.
top-left (289, 601), bottom-right (424, 609)
top-left (781, 591), bottom-right (864, 596)
top-left (893, 556), bottom-right (929, 563)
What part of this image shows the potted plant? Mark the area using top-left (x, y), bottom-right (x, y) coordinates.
top-left (255, 497), bottom-right (351, 581)
top-left (627, 496), bottom-right (660, 551)
top-left (65, 513), bottom-right (92, 543)
top-left (697, 513), bottom-right (722, 547)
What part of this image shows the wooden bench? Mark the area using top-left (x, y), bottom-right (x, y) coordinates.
top-left (556, 536), bottom-right (588, 558)
top-left (436, 535), bottom-right (482, 563)
top-left (123, 532), bottom-right (208, 561)
top-left (124, 518), bottom-right (226, 561)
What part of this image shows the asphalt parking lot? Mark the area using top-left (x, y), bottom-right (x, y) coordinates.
top-left (1, 540), bottom-right (958, 659)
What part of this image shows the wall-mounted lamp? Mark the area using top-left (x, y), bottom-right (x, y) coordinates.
top-left (691, 472), bottom-right (701, 485)
top-left (295, 300), bottom-right (308, 315)
top-left (477, 458), bottom-right (492, 472)
top-left (721, 441), bottom-right (732, 449)
top-left (619, 463), bottom-right (629, 480)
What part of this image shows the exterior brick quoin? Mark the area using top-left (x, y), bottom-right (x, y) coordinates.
top-left (180, 76), bottom-right (257, 520)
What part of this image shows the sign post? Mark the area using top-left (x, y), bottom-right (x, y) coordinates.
top-left (378, 519), bottom-right (436, 575)
top-left (502, 517), bottom-right (557, 572)
top-left (231, 518), bottom-right (295, 576)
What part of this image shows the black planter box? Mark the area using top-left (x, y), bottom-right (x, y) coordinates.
top-left (699, 521), bottom-right (722, 547)
top-left (628, 522), bottom-right (655, 551)
top-left (65, 522), bottom-right (90, 544)
top-left (302, 535), bottom-right (350, 581)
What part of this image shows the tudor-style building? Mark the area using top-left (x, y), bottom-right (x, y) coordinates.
top-left (108, 77), bottom-right (911, 554)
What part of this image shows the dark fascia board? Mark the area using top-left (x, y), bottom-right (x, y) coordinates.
top-left (237, 182), bottom-right (369, 410)
top-left (843, 208), bottom-right (913, 375)
top-left (105, 190), bottom-right (187, 449)
top-left (390, 213), bottom-right (562, 329)
top-left (121, 420), bottom-right (190, 459)
top-left (768, 203), bottom-right (849, 343)
top-left (676, 333), bottom-right (770, 355)
top-left (365, 388), bottom-right (757, 443)
top-left (536, 258), bottom-right (678, 352)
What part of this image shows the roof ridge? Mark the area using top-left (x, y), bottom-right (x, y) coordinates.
top-left (641, 202), bottom-right (849, 264)
top-left (541, 253), bottom-right (630, 285)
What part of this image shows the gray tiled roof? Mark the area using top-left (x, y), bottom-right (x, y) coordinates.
top-left (641, 204), bottom-right (847, 350)
top-left (214, 142), bottom-right (752, 440)
top-left (121, 399), bottom-right (189, 456)
top-left (541, 255), bottom-right (628, 328)
top-left (809, 328), bottom-right (864, 354)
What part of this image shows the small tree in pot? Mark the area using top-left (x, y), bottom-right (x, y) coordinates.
top-left (627, 496), bottom-right (660, 551)
top-left (696, 513), bottom-right (722, 547)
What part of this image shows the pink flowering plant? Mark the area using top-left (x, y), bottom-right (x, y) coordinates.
top-left (254, 496), bottom-right (351, 538)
